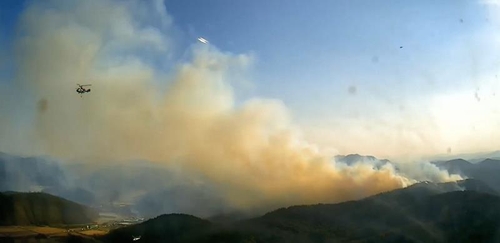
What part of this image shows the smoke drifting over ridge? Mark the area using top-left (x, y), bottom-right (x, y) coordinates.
top-left (0, 0), bottom-right (461, 211)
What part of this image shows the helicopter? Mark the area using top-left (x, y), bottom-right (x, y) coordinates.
top-left (76, 84), bottom-right (91, 96)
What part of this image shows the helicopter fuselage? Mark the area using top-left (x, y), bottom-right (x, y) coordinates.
top-left (76, 86), bottom-right (91, 94)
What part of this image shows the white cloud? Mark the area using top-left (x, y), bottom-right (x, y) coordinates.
top-left (480, 0), bottom-right (500, 6)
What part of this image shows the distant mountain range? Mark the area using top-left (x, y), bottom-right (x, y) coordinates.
top-left (335, 154), bottom-right (500, 197)
top-left (3, 150), bottom-right (500, 224)
top-left (0, 152), bottom-right (67, 192)
top-left (433, 158), bottom-right (500, 193)
top-left (100, 179), bottom-right (500, 243)
top-left (427, 150), bottom-right (500, 163)
top-left (2, 179), bottom-right (500, 242)
top-left (0, 152), bottom-right (228, 218)
top-left (0, 152), bottom-right (96, 206)
top-left (334, 154), bottom-right (393, 170)
top-left (0, 191), bottom-right (98, 226)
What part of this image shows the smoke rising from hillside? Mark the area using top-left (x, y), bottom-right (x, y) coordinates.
top-left (0, 0), bottom-right (461, 212)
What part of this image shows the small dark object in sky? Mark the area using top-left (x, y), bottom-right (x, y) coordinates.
top-left (348, 85), bottom-right (357, 95)
top-left (399, 46), bottom-right (403, 49)
top-left (37, 98), bottom-right (48, 113)
top-left (459, 19), bottom-right (464, 23)
top-left (76, 84), bottom-right (91, 97)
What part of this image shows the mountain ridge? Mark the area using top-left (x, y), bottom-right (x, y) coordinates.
top-left (0, 191), bottom-right (98, 226)
top-left (101, 179), bottom-right (500, 243)
top-left (434, 158), bottom-right (500, 193)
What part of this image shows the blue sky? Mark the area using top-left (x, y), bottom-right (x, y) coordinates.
top-left (0, 0), bottom-right (25, 81)
top-left (159, 0), bottom-right (500, 157)
top-left (0, 0), bottom-right (491, 100)
top-left (162, 0), bottom-right (486, 106)
top-left (1, 0), bottom-right (500, 159)
top-left (161, 1), bottom-right (497, 122)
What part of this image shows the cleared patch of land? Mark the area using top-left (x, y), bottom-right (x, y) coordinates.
top-left (0, 226), bottom-right (38, 237)
top-left (0, 226), bottom-right (104, 237)
top-left (27, 226), bottom-right (67, 235)
top-left (0, 226), bottom-right (105, 243)
top-left (0, 216), bottom-right (140, 241)
top-left (0, 227), bottom-right (25, 233)
top-left (79, 230), bottom-right (108, 236)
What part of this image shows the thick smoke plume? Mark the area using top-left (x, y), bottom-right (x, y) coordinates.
top-left (0, 0), bottom-right (461, 213)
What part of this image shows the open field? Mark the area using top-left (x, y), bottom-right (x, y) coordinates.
top-left (0, 218), bottom-right (133, 239)
top-left (0, 213), bottom-right (142, 241)
top-left (0, 226), bottom-right (105, 242)
top-left (0, 226), bottom-right (107, 237)
top-left (79, 230), bottom-right (108, 236)
top-left (0, 226), bottom-right (67, 237)
top-left (28, 227), bottom-right (67, 235)
top-left (0, 227), bottom-right (26, 234)
top-left (0, 226), bottom-right (38, 237)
